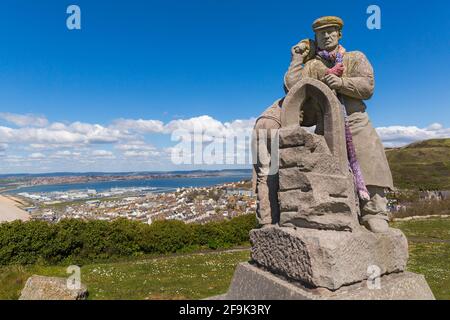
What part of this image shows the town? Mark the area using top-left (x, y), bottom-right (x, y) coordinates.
top-left (15, 181), bottom-right (256, 224)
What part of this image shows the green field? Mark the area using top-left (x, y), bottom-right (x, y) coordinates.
top-left (0, 250), bottom-right (250, 300)
top-left (1, 218), bottom-right (450, 300)
top-left (386, 138), bottom-right (450, 190)
top-left (392, 218), bottom-right (450, 300)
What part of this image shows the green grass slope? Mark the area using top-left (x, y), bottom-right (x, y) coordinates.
top-left (386, 138), bottom-right (450, 190)
top-left (2, 218), bottom-right (450, 300)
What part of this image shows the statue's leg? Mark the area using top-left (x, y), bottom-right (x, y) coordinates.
top-left (360, 186), bottom-right (390, 233)
top-left (252, 117), bottom-right (281, 226)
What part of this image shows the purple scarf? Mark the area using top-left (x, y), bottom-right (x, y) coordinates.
top-left (318, 46), bottom-right (371, 201)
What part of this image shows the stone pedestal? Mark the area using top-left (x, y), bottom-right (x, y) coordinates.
top-left (221, 263), bottom-right (435, 300)
top-left (216, 225), bottom-right (435, 300)
top-left (250, 226), bottom-right (408, 290)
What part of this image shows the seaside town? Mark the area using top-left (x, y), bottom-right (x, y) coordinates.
top-left (2, 178), bottom-right (449, 225)
top-left (9, 181), bottom-right (256, 224)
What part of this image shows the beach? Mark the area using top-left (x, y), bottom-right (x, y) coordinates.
top-left (0, 195), bottom-right (31, 223)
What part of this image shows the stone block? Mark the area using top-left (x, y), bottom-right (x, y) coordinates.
top-left (279, 127), bottom-right (308, 149)
top-left (250, 226), bottom-right (409, 290)
top-left (221, 263), bottom-right (435, 300)
top-left (279, 149), bottom-right (340, 173)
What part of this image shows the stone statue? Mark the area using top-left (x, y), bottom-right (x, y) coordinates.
top-left (221, 16), bottom-right (435, 300)
top-left (253, 16), bottom-right (393, 233)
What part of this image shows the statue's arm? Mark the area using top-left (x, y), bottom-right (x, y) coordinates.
top-left (284, 57), bottom-right (305, 93)
top-left (338, 52), bottom-right (375, 100)
top-left (283, 40), bottom-right (314, 93)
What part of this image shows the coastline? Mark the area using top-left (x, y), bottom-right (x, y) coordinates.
top-left (0, 195), bottom-right (31, 223)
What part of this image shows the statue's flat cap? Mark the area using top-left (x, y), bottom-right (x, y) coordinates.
top-left (312, 16), bottom-right (344, 31)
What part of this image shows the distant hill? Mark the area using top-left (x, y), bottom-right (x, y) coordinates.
top-left (0, 169), bottom-right (252, 179)
top-left (386, 138), bottom-right (450, 190)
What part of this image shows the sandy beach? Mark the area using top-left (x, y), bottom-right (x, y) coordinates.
top-left (0, 195), bottom-right (31, 223)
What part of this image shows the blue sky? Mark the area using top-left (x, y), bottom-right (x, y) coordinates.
top-left (0, 0), bottom-right (449, 173)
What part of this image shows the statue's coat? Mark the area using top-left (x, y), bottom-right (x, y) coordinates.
top-left (280, 50), bottom-right (394, 189)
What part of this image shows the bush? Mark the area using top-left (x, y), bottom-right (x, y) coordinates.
top-left (0, 214), bottom-right (257, 265)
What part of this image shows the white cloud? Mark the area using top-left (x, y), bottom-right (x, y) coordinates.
top-left (91, 150), bottom-right (114, 158)
top-left (0, 111), bottom-right (449, 173)
top-left (0, 112), bottom-right (48, 127)
top-left (124, 150), bottom-right (160, 158)
top-left (376, 123), bottom-right (450, 147)
top-left (50, 150), bottom-right (82, 159)
top-left (111, 119), bottom-right (165, 133)
top-left (114, 115), bottom-right (256, 139)
top-left (29, 152), bottom-right (45, 159)
top-left (0, 122), bottom-right (133, 146)
top-left (55, 150), bottom-right (73, 156)
top-left (2, 155), bottom-right (25, 163)
top-left (163, 115), bottom-right (256, 143)
top-left (115, 141), bottom-right (157, 152)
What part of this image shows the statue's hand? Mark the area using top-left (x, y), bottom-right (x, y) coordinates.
top-left (323, 74), bottom-right (344, 90)
top-left (291, 39), bottom-right (313, 63)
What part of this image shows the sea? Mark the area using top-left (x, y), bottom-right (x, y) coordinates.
top-left (5, 173), bottom-right (252, 195)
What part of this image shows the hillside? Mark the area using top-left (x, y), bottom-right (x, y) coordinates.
top-left (1, 217), bottom-right (450, 300)
top-left (386, 138), bottom-right (450, 190)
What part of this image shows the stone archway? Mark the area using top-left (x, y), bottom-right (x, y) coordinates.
top-left (281, 78), bottom-right (348, 175)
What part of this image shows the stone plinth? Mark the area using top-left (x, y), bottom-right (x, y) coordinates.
top-left (250, 226), bottom-right (408, 290)
top-left (221, 263), bottom-right (435, 300)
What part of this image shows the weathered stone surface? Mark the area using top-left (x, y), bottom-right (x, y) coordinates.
top-left (279, 127), bottom-right (308, 149)
top-left (277, 121), bottom-right (359, 230)
top-left (278, 169), bottom-right (357, 230)
top-left (278, 189), bottom-right (354, 226)
top-left (279, 170), bottom-right (349, 194)
top-left (220, 263), bottom-right (435, 300)
top-left (279, 127), bottom-right (330, 154)
top-left (279, 149), bottom-right (340, 172)
top-left (280, 211), bottom-right (356, 231)
top-left (278, 189), bottom-right (314, 212)
top-left (19, 275), bottom-right (88, 300)
top-left (250, 226), bottom-right (409, 290)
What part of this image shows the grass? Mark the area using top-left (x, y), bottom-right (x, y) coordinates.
top-left (0, 250), bottom-right (250, 300)
top-left (1, 218), bottom-right (450, 300)
top-left (406, 242), bottom-right (450, 300)
top-left (391, 217), bottom-right (450, 300)
top-left (386, 138), bottom-right (450, 190)
top-left (391, 217), bottom-right (450, 240)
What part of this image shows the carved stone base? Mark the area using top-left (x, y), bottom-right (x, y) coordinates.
top-left (218, 263), bottom-right (435, 300)
top-left (250, 226), bottom-right (408, 290)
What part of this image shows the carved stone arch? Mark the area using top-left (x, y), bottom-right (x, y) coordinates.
top-left (281, 78), bottom-right (348, 175)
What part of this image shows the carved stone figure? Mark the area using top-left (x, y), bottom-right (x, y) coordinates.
top-left (253, 16), bottom-right (393, 233)
top-left (223, 16), bottom-right (436, 300)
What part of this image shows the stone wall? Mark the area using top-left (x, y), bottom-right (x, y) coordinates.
top-left (278, 126), bottom-right (359, 231)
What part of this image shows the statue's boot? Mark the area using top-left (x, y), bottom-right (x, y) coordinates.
top-left (364, 217), bottom-right (390, 233)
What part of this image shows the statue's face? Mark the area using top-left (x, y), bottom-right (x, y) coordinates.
top-left (315, 26), bottom-right (340, 51)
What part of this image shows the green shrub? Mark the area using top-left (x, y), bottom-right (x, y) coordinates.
top-left (0, 214), bottom-right (257, 265)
